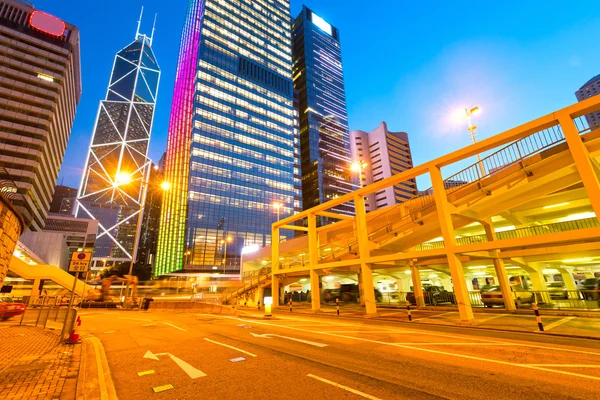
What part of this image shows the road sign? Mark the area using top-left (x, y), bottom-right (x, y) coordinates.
top-left (69, 252), bottom-right (91, 272)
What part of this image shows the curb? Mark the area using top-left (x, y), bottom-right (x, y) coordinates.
top-left (77, 336), bottom-right (118, 400)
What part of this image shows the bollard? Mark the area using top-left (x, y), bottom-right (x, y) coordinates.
top-left (532, 303), bottom-right (544, 331)
top-left (289, 297), bottom-right (293, 313)
top-left (257, 300), bottom-right (261, 310)
top-left (336, 297), bottom-right (340, 316)
top-left (68, 315), bottom-right (82, 344)
top-left (407, 302), bottom-right (412, 322)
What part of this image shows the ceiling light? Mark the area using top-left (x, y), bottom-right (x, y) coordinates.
top-left (472, 272), bottom-right (488, 276)
top-left (404, 270), bottom-right (412, 275)
top-left (505, 266), bottom-right (520, 270)
top-left (420, 269), bottom-right (434, 272)
top-left (562, 257), bottom-right (594, 263)
top-left (494, 225), bottom-right (516, 233)
top-left (543, 269), bottom-right (559, 274)
top-left (468, 266), bottom-right (488, 270)
top-left (561, 212), bottom-right (596, 222)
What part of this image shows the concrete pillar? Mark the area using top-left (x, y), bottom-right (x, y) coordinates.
top-left (359, 263), bottom-right (377, 315)
top-left (430, 166), bottom-right (473, 322)
top-left (559, 267), bottom-right (578, 299)
top-left (255, 286), bottom-right (264, 308)
top-left (358, 269), bottom-right (365, 306)
top-left (310, 270), bottom-right (321, 312)
top-left (410, 265), bottom-right (425, 307)
top-left (272, 274), bottom-right (281, 306)
top-left (31, 278), bottom-right (41, 298)
top-left (482, 219), bottom-right (516, 311)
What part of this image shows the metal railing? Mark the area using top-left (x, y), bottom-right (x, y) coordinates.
top-left (223, 267), bottom-right (272, 303)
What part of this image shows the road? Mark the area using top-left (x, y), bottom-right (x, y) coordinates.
top-left (78, 309), bottom-right (600, 399)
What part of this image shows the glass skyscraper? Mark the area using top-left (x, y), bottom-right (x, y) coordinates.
top-left (292, 6), bottom-right (353, 221)
top-left (76, 28), bottom-right (160, 263)
top-left (156, 0), bottom-right (297, 275)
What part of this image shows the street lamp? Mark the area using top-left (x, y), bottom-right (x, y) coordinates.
top-left (273, 202), bottom-right (282, 221)
top-left (462, 106), bottom-right (485, 177)
top-left (350, 160), bottom-right (368, 187)
top-left (222, 235), bottom-right (232, 274)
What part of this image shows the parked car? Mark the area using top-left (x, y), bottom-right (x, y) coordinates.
top-left (0, 297), bottom-right (26, 320)
top-left (338, 284), bottom-right (383, 303)
top-left (481, 285), bottom-right (534, 308)
top-left (322, 289), bottom-right (340, 303)
top-left (580, 278), bottom-right (599, 300)
top-left (546, 282), bottom-right (568, 300)
top-left (406, 286), bottom-right (456, 306)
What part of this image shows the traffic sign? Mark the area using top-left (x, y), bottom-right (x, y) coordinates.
top-left (69, 252), bottom-right (91, 272)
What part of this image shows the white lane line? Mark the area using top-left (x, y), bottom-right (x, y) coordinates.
top-left (325, 330), bottom-right (414, 334)
top-left (164, 322), bottom-right (187, 332)
top-left (219, 316), bottom-right (600, 356)
top-left (204, 338), bottom-right (257, 357)
top-left (477, 314), bottom-right (510, 324)
top-left (118, 317), bottom-right (153, 322)
top-left (536, 316), bottom-right (576, 332)
top-left (220, 316), bottom-right (600, 381)
top-left (526, 364), bottom-right (600, 368)
top-left (307, 374), bottom-right (382, 400)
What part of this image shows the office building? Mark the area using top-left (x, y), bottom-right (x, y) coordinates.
top-left (49, 185), bottom-right (76, 213)
top-left (575, 74), bottom-right (600, 129)
top-left (76, 19), bottom-right (160, 264)
top-left (350, 122), bottom-right (417, 211)
top-left (0, 0), bottom-right (81, 230)
top-left (137, 164), bottom-right (163, 267)
top-left (156, 0), bottom-right (296, 275)
top-left (292, 6), bottom-right (353, 220)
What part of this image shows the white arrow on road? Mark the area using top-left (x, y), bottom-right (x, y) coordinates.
top-left (250, 332), bottom-right (328, 348)
top-left (143, 350), bottom-right (207, 379)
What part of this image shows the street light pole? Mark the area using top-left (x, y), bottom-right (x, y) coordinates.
top-left (222, 235), bottom-right (232, 274)
top-left (464, 107), bottom-right (486, 177)
top-left (273, 203), bottom-right (282, 221)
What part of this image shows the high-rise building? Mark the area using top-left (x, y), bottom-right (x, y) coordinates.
top-left (0, 0), bottom-right (81, 230)
top-left (575, 74), bottom-right (600, 130)
top-left (136, 163), bottom-right (163, 267)
top-left (49, 185), bottom-right (76, 213)
top-left (350, 122), bottom-right (417, 211)
top-left (292, 6), bottom-right (353, 221)
top-left (157, 0), bottom-right (296, 275)
top-left (76, 18), bottom-right (160, 265)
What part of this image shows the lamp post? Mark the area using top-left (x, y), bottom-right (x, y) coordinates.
top-left (463, 106), bottom-right (485, 177)
top-left (273, 202), bottom-right (282, 221)
top-left (222, 235), bottom-right (232, 274)
top-left (350, 160), bottom-right (368, 186)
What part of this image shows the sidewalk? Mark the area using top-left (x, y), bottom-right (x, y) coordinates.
top-left (0, 324), bottom-right (81, 399)
top-left (261, 303), bottom-right (600, 340)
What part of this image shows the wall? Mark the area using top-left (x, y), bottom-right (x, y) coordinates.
top-left (0, 195), bottom-right (24, 284)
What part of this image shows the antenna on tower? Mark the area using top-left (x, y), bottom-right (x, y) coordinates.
top-left (150, 14), bottom-right (157, 46)
top-left (135, 6), bottom-right (144, 40)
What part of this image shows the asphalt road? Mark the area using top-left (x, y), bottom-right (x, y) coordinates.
top-left (78, 309), bottom-right (600, 399)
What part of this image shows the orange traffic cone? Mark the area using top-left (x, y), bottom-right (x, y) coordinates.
top-left (68, 316), bottom-right (81, 344)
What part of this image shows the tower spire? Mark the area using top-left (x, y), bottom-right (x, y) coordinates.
top-left (135, 6), bottom-right (144, 40)
top-left (150, 14), bottom-right (157, 46)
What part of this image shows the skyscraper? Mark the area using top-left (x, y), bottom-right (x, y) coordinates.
top-left (76, 16), bottom-right (160, 265)
top-left (0, 0), bottom-right (81, 230)
top-left (156, 0), bottom-right (296, 275)
top-left (350, 122), bottom-right (417, 211)
top-left (292, 6), bottom-right (353, 221)
top-left (575, 74), bottom-right (600, 130)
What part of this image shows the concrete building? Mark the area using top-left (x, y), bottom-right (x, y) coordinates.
top-left (350, 122), bottom-right (417, 211)
top-left (0, 0), bottom-right (81, 230)
top-left (156, 0), bottom-right (296, 275)
top-left (19, 213), bottom-right (97, 271)
top-left (292, 6), bottom-right (353, 221)
top-left (575, 74), bottom-right (600, 129)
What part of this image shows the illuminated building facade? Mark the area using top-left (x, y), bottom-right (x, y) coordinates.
top-left (156, 0), bottom-right (296, 275)
top-left (0, 0), bottom-right (81, 230)
top-left (292, 6), bottom-right (353, 222)
top-left (575, 74), bottom-right (600, 129)
top-left (76, 23), bottom-right (160, 263)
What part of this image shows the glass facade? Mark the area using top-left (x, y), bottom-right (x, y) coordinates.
top-left (156, 0), bottom-right (296, 276)
top-left (292, 6), bottom-right (353, 222)
top-left (76, 33), bottom-right (160, 262)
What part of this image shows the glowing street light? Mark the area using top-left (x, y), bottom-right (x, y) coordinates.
top-left (222, 235), bottom-right (233, 273)
top-left (273, 202), bottom-right (283, 221)
top-left (114, 171), bottom-right (132, 187)
top-left (160, 181), bottom-right (171, 191)
top-left (458, 106), bottom-right (485, 177)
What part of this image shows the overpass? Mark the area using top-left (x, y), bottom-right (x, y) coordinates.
top-left (239, 95), bottom-right (600, 323)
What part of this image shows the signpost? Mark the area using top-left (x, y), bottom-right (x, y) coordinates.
top-left (61, 252), bottom-right (91, 340)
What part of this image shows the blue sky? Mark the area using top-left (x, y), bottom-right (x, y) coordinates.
top-left (35, 0), bottom-right (600, 189)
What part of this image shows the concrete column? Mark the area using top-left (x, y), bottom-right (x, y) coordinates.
top-left (272, 274), bottom-right (281, 306)
top-left (410, 265), bottom-right (425, 307)
top-left (482, 219), bottom-right (516, 311)
top-left (430, 166), bottom-right (473, 322)
top-left (310, 270), bottom-right (321, 312)
top-left (271, 226), bottom-right (280, 272)
top-left (359, 263), bottom-right (377, 315)
top-left (559, 267), bottom-right (577, 299)
top-left (255, 286), bottom-right (264, 309)
top-left (559, 113), bottom-right (600, 220)
top-left (354, 194), bottom-right (376, 315)
top-left (31, 278), bottom-right (41, 299)
top-left (357, 269), bottom-right (365, 306)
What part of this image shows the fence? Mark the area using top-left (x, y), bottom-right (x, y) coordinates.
top-left (19, 299), bottom-right (78, 341)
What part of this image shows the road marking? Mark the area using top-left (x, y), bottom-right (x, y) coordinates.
top-left (89, 337), bottom-right (109, 400)
top-left (525, 364), bottom-right (600, 368)
top-left (137, 370), bottom-right (155, 376)
top-left (152, 384), bottom-right (174, 393)
top-left (414, 311), bottom-right (457, 321)
top-left (477, 314), bottom-right (509, 324)
top-left (118, 317), bottom-right (153, 321)
top-left (222, 316), bottom-right (600, 380)
top-left (325, 330), bottom-right (414, 334)
top-left (144, 351), bottom-right (207, 379)
top-left (307, 374), bottom-right (382, 400)
top-left (204, 338), bottom-right (257, 357)
top-left (164, 322), bottom-right (187, 332)
top-left (535, 316), bottom-right (576, 332)
top-left (144, 350), bottom-right (159, 360)
top-left (250, 332), bottom-right (328, 347)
